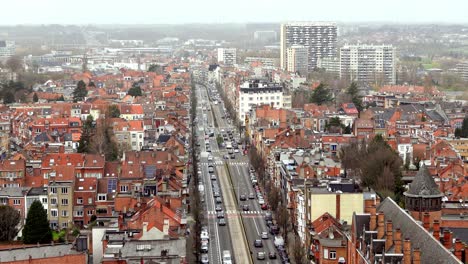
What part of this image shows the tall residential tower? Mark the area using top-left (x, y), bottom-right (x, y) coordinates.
top-left (281, 22), bottom-right (337, 71)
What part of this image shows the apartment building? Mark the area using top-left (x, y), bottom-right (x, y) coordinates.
top-left (238, 79), bottom-right (285, 124)
top-left (244, 57), bottom-right (277, 67)
top-left (340, 44), bottom-right (396, 85)
top-left (217, 48), bottom-right (237, 65)
top-left (281, 22), bottom-right (337, 70)
top-left (48, 181), bottom-right (74, 229)
top-left (457, 61), bottom-right (468, 81)
top-left (286, 45), bottom-right (309, 76)
top-left (0, 40), bottom-right (15, 60)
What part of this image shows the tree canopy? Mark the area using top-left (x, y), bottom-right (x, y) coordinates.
top-left (33, 92), bottom-right (39, 102)
top-left (73, 80), bottom-right (88, 102)
top-left (0, 205), bottom-right (20, 241)
top-left (107, 105), bottom-right (121, 118)
top-left (23, 200), bottom-right (52, 244)
top-left (127, 83), bottom-right (143, 97)
top-left (346, 82), bottom-right (363, 112)
top-left (455, 118), bottom-right (468, 138)
top-left (309, 83), bottom-right (333, 105)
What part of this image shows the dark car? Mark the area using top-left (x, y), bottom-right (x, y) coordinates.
top-left (261, 204), bottom-right (268, 210)
top-left (270, 225), bottom-right (279, 235)
top-left (217, 212), bottom-right (225, 219)
top-left (254, 239), bottom-right (263, 248)
top-left (240, 194), bottom-right (246, 201)
top-left (268, 252), bottom-right (277, 259)
top-left (230, 154), bottom-right (235, 159)
top-left (242, 204), bottom-right (249, 211)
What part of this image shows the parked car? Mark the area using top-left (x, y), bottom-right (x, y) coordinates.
top-left (261, 204), bottom-right (268, 210)
top-left (270, 225), bottom-right (279, 235)
top-left (216, 197), bottom-right (222, 204)
top-left (268, 252), bottom-right (277, 259)
top-left (201, 253), bottom-right (209, 263)
top-left (201, 230), bottom-right (209, 241)
top-left (274, 235), bottom-right (285, 247)
top-left (200, 241), bottom-right (209, 253)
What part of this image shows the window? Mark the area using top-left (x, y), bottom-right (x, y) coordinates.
top-left (13, 199), bottom-right (21, 205)
top-left (50, 198), bottom-right (57, 205)
top-left (77, 198), bottom-right (83, 204)
top-left (50, 209), bottom-right (58, 217)
top-left (329, 251), bottom-right (337, 260)
top-left (120, 185), bottom-right (129, 192)
top-left (76, 173), bottom-right (82, 178)
top-left (61, 222), bottom-right (68, 228)
top-left (61, 199), bottom-right (68, 205)
top-left (324, 249), bottom-right (329, 259)
top-left (132, 134), bottom-right (136, 138)
top-left (61, 187), bottom-right (68, 194)
top-left (50, 187), bottom-right (57, 194)
top-left (61, 210), bottom-right (68, 217)
top-left (87, 210), bottom-right (93, 216)
top-left (42, 198), bottom-right (48, 204)
top-left (88, 198), bottom-right (93, 204)
top-left (98, 194), bottom-right (107, 201)
top-left (75, 210), bottom-right (83, 217)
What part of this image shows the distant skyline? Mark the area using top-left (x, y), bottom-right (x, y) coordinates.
top-left (1, 0), bottom-right (468, 25)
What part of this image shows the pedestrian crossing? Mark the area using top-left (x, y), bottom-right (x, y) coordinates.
top-left (200, 161), bottom-right (249, 166)
top-left (207, 210), bottom-right (264, 215)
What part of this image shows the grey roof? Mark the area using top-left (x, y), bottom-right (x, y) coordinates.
top-left (377, 198), bottom-right (461, 264)
top-left (117, 238), bottom-right (186, 260)
top-left (404, 165), bottom-right (443, 198)
top-left (157, 134), bottom-right (171, 144)
top-left (0, 244), bottom-right (84, 262)
top-left (0, 187), bottom-right (29, 197)
top-left (27, 187), bottom-right (48, 196)
top-left (352, 213), bottom-right (370, 241)
top-left (64, 133), bottom-right (73, 141)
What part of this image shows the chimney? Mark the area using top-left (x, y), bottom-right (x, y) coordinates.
top-left (413, 248), bottom-right (421, 264)
top-left (163, 218), bottom-right (170, 235)
top-left (143, 222), bottom-right (149, 233)
top-left (336, 194), bottom-right (341, 220)
top-left (377, 211), bottom-right (385, 239)
top-left (369, 206), bottom-right (377, 231)
top-left (443, 230), bottom-right (453, 249)
top-left (433, 220), bottom-right (440, 241)
top-left (423, 212), bottom-right (430, 230)
top-left (403, 238), bottom-right (411, 264)
top-left (394, 228), bottom-right (402, 254)
top-left (385, 220), bottom-right (393, 251)
top-left (454, 238), bottom-right (463, 260)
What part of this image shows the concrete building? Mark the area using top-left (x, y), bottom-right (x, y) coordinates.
top-left (244, 57), bottom-right (278, 67)
top-left (48, 181), bottom-right (74, 230)
top-left (238, 79), bottom-right (286, 125)
top-left (254, 30), bottom-right (277, 42)
top-left (340, 44), bottom-right (396, 85)
top-left (281, 22), bottom-right (337, 70)
top-left (0, 40), bottom-right (15, 60)
top-left (317, 56), bottom-right (340, 76)
top-left (217, 48), bottom-right (237, 65)
top-left (457, 61), bottom-right (468, 81)
top-left (286, 45), bottom-right (309, 76)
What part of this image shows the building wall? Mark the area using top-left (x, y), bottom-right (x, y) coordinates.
top-left (286, 46), bottom-right (309, 76)
top-left (310, 193), bottom-right (364, 224)
top-left (1, 254), bottom-right (86, 264)
top-left (217, 48), bottom-right (237, 65)
top-left (320, 245), bottom-right (347, 264)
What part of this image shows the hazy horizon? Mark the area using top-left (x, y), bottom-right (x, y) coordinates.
top-left (1, 0), bottom-right (468, 25)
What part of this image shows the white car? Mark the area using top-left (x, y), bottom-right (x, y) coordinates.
top-left (234, 149), bottom-right (239, 153)
top-left (201, 230), bottom-right (209, 241)
top-left (258, 199), bottom-right (265, 205)
top-left (208, 155), bottom-right (213, 161)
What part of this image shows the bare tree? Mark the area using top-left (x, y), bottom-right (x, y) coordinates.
top-left (292, 236), bottom-right (306, 264)
top-left (6, 56), bottom-right (23, 73)
top-left (0, 205), bottom-right (20, 241)
top-left (276, 203), bottom-right (290, 242)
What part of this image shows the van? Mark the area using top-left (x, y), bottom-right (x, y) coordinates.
top-left (222, 250), bottom-right (232, 264)
top-left (274, 235), bottom-right (284, 247)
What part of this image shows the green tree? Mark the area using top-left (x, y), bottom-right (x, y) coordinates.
top-left (33, 92), bottom-right (39, 102)
top-left (458, 118), bottom-right (468, 138)
top-left (107, 105), bottom-right (121, 118)
top-left (309, 83), bottom-right (333, 105)
top-left (326, 116), bottom-right (345, 133)
top-left (3, 91), bottom-right (15, 104)
top-left (23, 200), bottom-right (52, 244)
top-left (73, 80), bottom-right (88, 102)
top-left (77, 115), bottom-right (94, 153)
top-left (0, 205), bottom-right (20, 241)
top-left (347, 82), bottom-right (363, 112)
top-left (127, 85), bottom-right (142, 97)
top-left (57, 95), bottom-right (65, 101)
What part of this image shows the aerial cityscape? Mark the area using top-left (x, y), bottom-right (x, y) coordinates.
top-left (0, 1), bottom-right (468, 264)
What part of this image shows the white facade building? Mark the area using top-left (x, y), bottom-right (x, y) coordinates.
top-left (281, 22), bottom-right (337, 70)
top-left (286, 45), bottom-right (309, 76)
top-left (238, 80), bottom-right (284, 125)
top-left (457, 61), bottom-right (468, 81)
top-left (217, 48), bottom-right (237, 65)
top-left (340, 44), bottom-right (396, 85)
top-left (0, 41), bottom-right (15, 60)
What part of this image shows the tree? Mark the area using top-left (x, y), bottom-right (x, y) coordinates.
top-left (107, 105), bottom-right (121, 118)
top-left (127, 85), bottom-right (142, 97)
top-left (292, 236), bottom-right (306, 264)
top-left (88, 81), bottom-right (96, 88)
top-left (267, 183), bottom-right (280, 212)
top-left (326, 116), bottom-right (344, 133)
top-left (347, 82), bottom-right (363, 112)
top-left (73, 80), bottom-right (88, 102)
top-left (33, 92), bottom-right (39, 102)
top-left (0, 205), bottom-right (20, 241)
top-left (57, 95), bottom-right (65, 101)
top-left (276, 203), bottom-right (290, 240)
top-left (5, 56), bottom-right (23, 73)
top-left (3, 91), bottom-right (15, 104)
top-left (309, 83), bottom-right (333, 105)
top-left (77, 115), bottom-right (94, 153)
top-left (456, 118), bottom-right (468, 138)
top-left (23, 200), bottom-right (52, 244)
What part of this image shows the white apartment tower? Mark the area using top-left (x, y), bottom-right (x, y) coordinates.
top-left (281, 22), bottom-right (337, 70)
top-left (238, 79), bottom-right (285, 125)
top-left (217, 48), bottom-right (237, 65)
top-left (457, 62), bottom-right (468, 81)
top-left (286, 45), bottom-right (309, 76)
top-left (340, 44), bottom-right (396, 85)
top-left (0, 41), bottom-right (15, 60)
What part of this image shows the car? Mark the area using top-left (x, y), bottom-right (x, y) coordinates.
top-left (254, 239), bottom-right (263, 248)
top-left (261, 231), bottom-right (268, 239)
top-left (215, 205), bottom-right (223, 211)
top-left (230, 154), bottom-right (235, 159)
top-left (223, 154), bottom-right (229, 159)
top-left (268, 252), bottom-right (277, 259)
top-left (211, 174), bottom-right (217, 180)
top-left (248, 193), bottom-right (255, 199)
top-left (257, 252), bottom-right (266, 260)
top-left (216, 197), bottom-right (222, 204)
top-left (217, 212), bottom-right (225, 219)
top-left (242, 204), bottom-right (249, 211)
top-left (261, 204), bottom-right (268, 210)
top-left (258, 199), bottom-right (265, 205)
top-left (218, 218), bottom-right (227, 226)
top-left (265, 212), bottom-right (273, 221)
top-left (206, 148), bottom-right (211, 152)
top-left (234, 149), bottom-right (239, 153)
top-left (201, 230), bottom-right (209, 241)
top-left (208, 155), bottom-right (213, 161)
top-left (274, 236), bottom-right (285, 248)
top-left (208, 167), bottom-right (214, 173)
top-left (270, 225), bottom-right (279, 235)
top-left (222, 250), bottom-right (232, 264)
top-left (239, 194), bottom-right (246, 201)
top-left (213, 192), bottom-right (220, 197)
top-left (200, 241), bottom-right (209, 253)
top-left (201, 253), bottom-right (209, 263)
top-left (266, 220), bottom-right (273, 228)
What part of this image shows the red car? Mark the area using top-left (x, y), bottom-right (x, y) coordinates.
top-left (261, 204), bottom-right (268, 210)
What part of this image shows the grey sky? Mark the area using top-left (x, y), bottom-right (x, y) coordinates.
top-left (1, 0), bottom-right (468, 25)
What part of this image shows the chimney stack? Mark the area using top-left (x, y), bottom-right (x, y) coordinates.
top-left (403, 238), bottom-right (411, 264)
top-left (394, 228), bottom-right (402, 254)
top-left (433, 220), bottom-right (440, 241)
top-left (413, 248), bottom-right (421, 264)
top-left (423, 212), bottom-right (430, 230)
top-left (454, 238), bottom-right (463, 260)
top-left (369, 206), bottom-right (377, 231)
top-left (377, 211), bottom-right (385, 239)
top-left (163, 218), bottom-right (170, 235)
top-left (385, 220), bottom-right (393, 251)
top-left (443, 230), bottom-right (453, 249)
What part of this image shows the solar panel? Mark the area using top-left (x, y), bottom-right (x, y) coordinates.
top-left (107, 178), bottom-right (117, 194)
top-left (144, 165), bottom-right (157, 178)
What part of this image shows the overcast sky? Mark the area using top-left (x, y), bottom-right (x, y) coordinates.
top-left (1, 0), bottom-right (468, 25)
